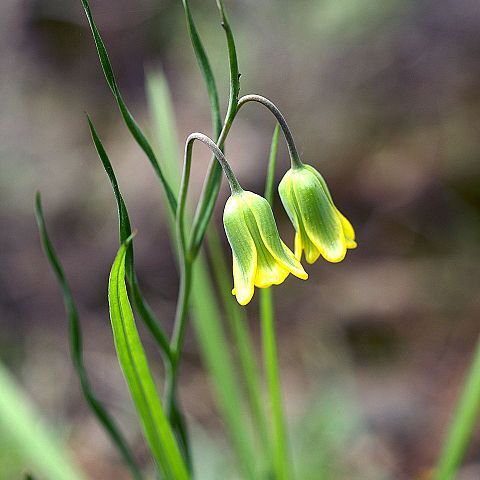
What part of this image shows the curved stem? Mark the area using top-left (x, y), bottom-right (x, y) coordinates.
top-left (188, 0), bottom-right (240, 259)
top-left (190, 93), bottom-right (303, 258)
top-left (189, 117), bottom-right (237, 257)
top-left (172, 132), bottom-right (241, 366)
top-left (166, 133), bottom-right (242, 415)
top-left (238, 94), bottom-right (303, 169)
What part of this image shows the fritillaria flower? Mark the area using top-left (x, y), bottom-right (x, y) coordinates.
top-left (278, 164), bottom-right (356, 264)
top-left (223, 190), bottom-right (308, 305)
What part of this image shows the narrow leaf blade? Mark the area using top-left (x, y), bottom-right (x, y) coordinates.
top-left (86, 116), bottom-right (172, 360)
top-left (34, 193), bottom-right (143, 480)
top-left (0, 363), bottom-right (85, 480)
top-left (79, 0), bottom-right (177, 214)
top-left (108, 240), bottom-right (189, 480)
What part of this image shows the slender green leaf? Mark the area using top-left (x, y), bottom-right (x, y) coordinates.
top-left (79, 0), bottom-right (177, 214)
top-left (108, 240), bottom-right (189, 479)
top-left (146, 69), bottom-right (183, 193)
top-left (87, 116), bottom-right (190, 464)
top-left (181, 0), bottom-right (222, 137)
top-left (34, 193), bottom-right (143, 480)
top-left (0, 363), bottom-right (85, 480)
top-left (179, 0), bottom-right (224, 262)
top-left (190, 260), bottom-right (257, 480)
top-left (216, 0), bottom-right (241, 108)
top-left (260, 124), bottom-right (293, 480)
top-left (264, 124), bottom-right (280, 204)
top-left (206, 227), bottom-right (271, 467)
top-left (435, 336), bottom-right (480, 480)
top-left (86, 116), bottom-right (171, 361)
top-left (189, 0), bottom-right (241, 256)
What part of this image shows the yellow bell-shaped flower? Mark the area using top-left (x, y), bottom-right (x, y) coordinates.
top-left (278, 164), bottom-right (357, 264)
top-left (223, 190), bottom-right (308, 305)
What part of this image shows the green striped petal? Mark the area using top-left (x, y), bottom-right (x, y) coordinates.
top-left (279, 165), bottom-right (356, 264)
top-left (224, 195), bottom-right (257, 305)
top-left (242, 192), bottom-right (308, 280)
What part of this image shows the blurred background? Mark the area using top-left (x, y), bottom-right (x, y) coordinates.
top-left (1, 0), bottom-right (480, 478)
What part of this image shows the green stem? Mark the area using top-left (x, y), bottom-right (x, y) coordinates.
top-left (435, 336), bottom-right (480, 480)
top-left (265, 125), bottom-right (281, 205)
top-left (260, 289), bottom-right (291, 480)
top-left (260, 124), bottom-right (292, 480)
top-left (164, 260), bottom-right (193, 468)
top-left (206, 226), bottom-right (271, 463)
top-left (189, 116), bottom-right (237, 257)
top-left (238, 95), bottom-right (302, 169)
top-left (166, 132), bottom-right (242, 418)
top-left (188, 0), bottom-right (240, 257)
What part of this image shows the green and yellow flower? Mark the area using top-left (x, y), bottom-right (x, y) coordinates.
top-left (278, 164), bottom-right (356, 264)
top-left (223, 190), bottom-right (308, 305)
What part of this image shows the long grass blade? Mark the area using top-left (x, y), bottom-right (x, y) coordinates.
top-left (34, 193), bottom-right (143, 480)
top-left (79, 0), bottom-right (177, 214)
top-left (181, 0), bottom-right (222, 137)
top-left (108, 239), bottom-right (189, 480)
top-left (206, 227), bottom-right (271, 466)
top-left (86, 116), bottom-right (172, 361)
top-left (435, 336), bottom-right (480, 480)
top-left (87, 116), bottom-right (192, 465)
top-left (0, 363), bottom-right (85, 480)
top-left (260, 124), bottom-right (293, 480)
top-left (215, 0), bottom-right (240, 109)
top-left (264, 124), bottom-right (280, 205)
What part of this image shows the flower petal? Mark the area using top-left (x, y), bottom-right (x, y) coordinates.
top-left (304, 164), bottom-right (357, 250)
top-left (224, 195), bottom-right (257, 305)
top-left (293, 170), bottom-right (347, 263)
top-left (232, 254), bottom-right (256, 305)
top-left (336, 208), bottom-right (357, 249)
top-left (294, 231), bottom-right (302, 260)
top-left (254, 242), bottom-right (290, 288)
top-left (282, 177), bottom-right (321, 264)
top-left (243, 192), bottom-right (308, 280)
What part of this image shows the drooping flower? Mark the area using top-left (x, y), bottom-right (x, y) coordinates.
top-left (278, 164), bottom-right (356, 264)
top-left (223, 190), bottom-right (308, 305)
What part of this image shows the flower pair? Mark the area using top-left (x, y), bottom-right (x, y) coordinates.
top-left (224, 163), bottom-right (356, 305)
